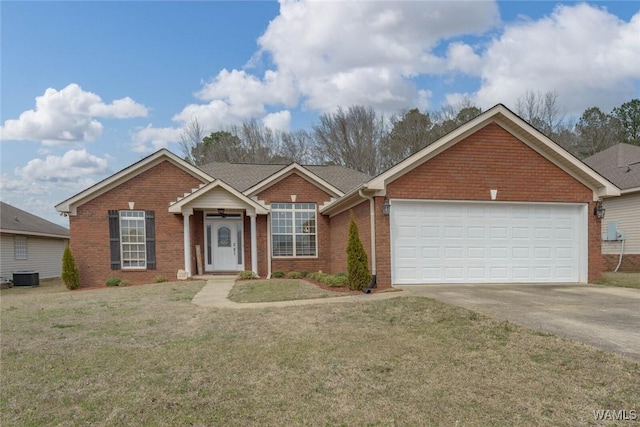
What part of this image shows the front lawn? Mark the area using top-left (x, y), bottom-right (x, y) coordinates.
top-left (228, 279), bottom-right (350, 303)
top-left (1, 280), bottom-right (638, 426)
top-left (594, 271), bottom-right (640, 289)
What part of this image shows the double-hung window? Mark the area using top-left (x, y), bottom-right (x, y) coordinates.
top-left (14, 236), bottom-right (27, 260)
top-left (108, 210), bottom-right (155, 270)
top-left (271, 203), bottom-right (317, 257)
top-left (119, 211), bottom-right (146, 268)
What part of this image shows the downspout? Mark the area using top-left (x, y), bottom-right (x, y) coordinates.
top-left (359, 189), bottom-right (377, 293)
top-left (267, 212), bottom-right (272, 279)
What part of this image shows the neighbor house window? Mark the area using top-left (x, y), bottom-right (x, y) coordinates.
top-left (271, 203), bottom-right (317, 257)
top-left (108, 210), bottom-right (155, 270)
top-left (14, 236), bottom-right (27, 260)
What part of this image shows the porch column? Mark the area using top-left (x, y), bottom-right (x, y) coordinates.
top-left (182, 208), bottom-right (193, 276)
top-left (249, 213), bottom-right (258, 275)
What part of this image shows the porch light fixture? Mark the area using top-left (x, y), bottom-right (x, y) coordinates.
top-left (218, 208), bottom-right (225, 216)
top-left (593, 199), bottom-right (605, 219)
top-left (382, 198), bottom-right (391, 216)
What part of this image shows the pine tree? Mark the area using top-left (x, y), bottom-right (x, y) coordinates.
top-left (61, 244), bottom-right (80, 290)
top-left (346, 211), bottom-right (371, 290)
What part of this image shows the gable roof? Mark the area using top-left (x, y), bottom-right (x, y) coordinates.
top-left (323, 104), bottom-right (620, 215)
top-left (56, 149), bottom-right (213, 215)
top-left (1, 202), bottom-right (69, 238)
top-left (366, 104), bottom-right (619, 198)
top-left (583, 143), bottom-right (640, 191)
top-left (168, 179), bottom-right (268, 214)
top-left (304, 165), bottom-right (371, 194)
top-left (199, 163), bottom-right (286, 192)
top-left (199, 162), bottom-right (370, 195)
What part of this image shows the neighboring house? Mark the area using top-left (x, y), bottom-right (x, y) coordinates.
top-left (584, 143), bottom-right (640, 271)
top-left (1, 202), bottom-right (70, 281)
top-left (56, 104), bottom-right (618, 288)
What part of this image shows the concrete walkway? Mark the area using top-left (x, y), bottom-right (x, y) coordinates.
top-left (191, 276), bottom-right (404, 309)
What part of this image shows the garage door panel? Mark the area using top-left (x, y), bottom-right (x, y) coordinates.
top-left (421, 226), bottom-right (439, 238)
top-left (468, 247), bottom-right (486, 258)
top-left (391, 201), bottom-right (585, 284)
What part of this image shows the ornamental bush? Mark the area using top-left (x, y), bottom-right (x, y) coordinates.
top-left (346, 211), bottom-right (371, 291)
top-left (237, 270), bottom-right (258, 280)
top-left (61, 244), bottom-right (80, 290)
top-left (105, 277), bottom-right (122, 286)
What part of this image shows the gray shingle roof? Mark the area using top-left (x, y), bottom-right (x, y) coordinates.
top-left (583, 143), bottom-right (640, 190)
top-left (1, 202), bottom-right (69, 238)
top-left (199, 162), bottom-right (371, 194)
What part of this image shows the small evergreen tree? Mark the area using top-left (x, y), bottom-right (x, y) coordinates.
top-left (61, 244), bottom-right (80, 290)
top-left (346, 211), bottom-right (371, 290)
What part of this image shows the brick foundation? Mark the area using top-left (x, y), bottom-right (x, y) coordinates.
top-left (603, 254), bottom-right (640, 272)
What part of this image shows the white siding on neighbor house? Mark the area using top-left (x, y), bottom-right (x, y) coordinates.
top-left (602, 193), bottom-right (640, 254)
top-left (1, 234), bottom-right (68, 280)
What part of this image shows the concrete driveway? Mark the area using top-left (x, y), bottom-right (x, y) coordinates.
top-left (397, 284), bottom-right (640, 360)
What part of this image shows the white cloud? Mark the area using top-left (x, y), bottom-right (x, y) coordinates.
top-left (445, 43), bottom-right (482, 75)
top-left (262, 110), bottom-right (291, 132)
top-left (257, 0), bottom-right (499, 114)
top-left (131, 124), bottom-right (183, 153)
top-left (160, 0), bottom-right (499, 131)
top-left (473, 4), bottom-right (640, 114)
top-left (1, 83), bottom-right (148, 145)
top-left (15, 149), bottom-right (110, 183)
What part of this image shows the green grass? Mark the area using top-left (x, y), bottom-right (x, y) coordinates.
top-left (228, 279), bottom-right (348, 303)
top-left (593, 271), bottom-right (640, 289)
top-left (1, 279), bottom-right (639, 426)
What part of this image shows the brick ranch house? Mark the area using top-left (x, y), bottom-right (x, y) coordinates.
top-left (56, 105), bottom-right (619, 289)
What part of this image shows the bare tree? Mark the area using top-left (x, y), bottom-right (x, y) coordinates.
top-left (313, 106), bottom-right (386, 175)
top-left (515, 90), bottom-right (566, 136)
top-left (277, 129), bottom-right (315, 164)
top-left (178, 117), bottom-right (205, 165)
top-left (231, 119), bottom-right (275, 163)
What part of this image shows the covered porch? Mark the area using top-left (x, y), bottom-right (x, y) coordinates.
top-left (168, 180), bottom-right (268, 276)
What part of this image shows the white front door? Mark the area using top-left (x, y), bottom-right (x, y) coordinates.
top-left (205, 219), bottom-right (242, 271)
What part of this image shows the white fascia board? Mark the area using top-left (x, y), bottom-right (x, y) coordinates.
top-left (366, 106), bottom-right (507, 190)
top-left (55, 149), bottom-right (213, 215)
top-left (493, 111), bottom-right (620, 199)
top-left (367, 104), bottom-right (620, 199)
top-left (319, 185), bottom-right (375, 217)
top-left (621, 186), bottom-right (640, 196)
top-left (168, 179), bottom-right (268, 215)
top-left (243, 163), bottom-right (344, 198)
top-left (0, 230), bottom-right (70, 239)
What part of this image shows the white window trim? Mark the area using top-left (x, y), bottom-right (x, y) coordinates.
top-left (14, 235), bottom-right (27, 260)
top-left (271, 203), bottom-right (318, 258)
top-left (119, 210), bottom-right (147, 269)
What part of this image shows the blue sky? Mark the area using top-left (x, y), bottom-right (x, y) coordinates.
top-left (1, 1), bottom-right (639, 226)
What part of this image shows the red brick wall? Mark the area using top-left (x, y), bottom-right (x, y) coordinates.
top-left (603, 254), bottom-right (640, 272)
top-left (256, 173), bottom-right (334, 275)
top-left (69, 160), bottom-right (203, 287)
top-left (373, 123), bottom-right (603, 287)
top-left (329, 200), bottom-right (372, 275)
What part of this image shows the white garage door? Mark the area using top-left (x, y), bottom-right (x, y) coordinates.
top-left (391, 200), bottom-right (587, 284)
